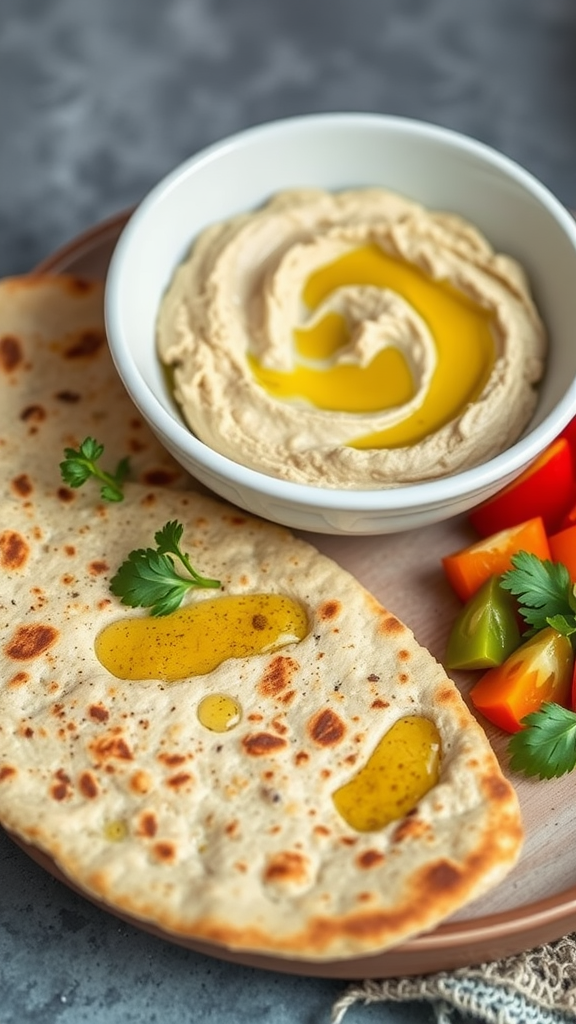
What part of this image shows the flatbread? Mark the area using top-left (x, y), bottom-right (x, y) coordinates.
top-left (0, 275), bottom-right (523, 960)
top-left (0, 274), bottom-right (191, 491)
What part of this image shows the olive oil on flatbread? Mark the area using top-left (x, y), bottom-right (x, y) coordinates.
top-left (0, 275), bottom-right (523, 960)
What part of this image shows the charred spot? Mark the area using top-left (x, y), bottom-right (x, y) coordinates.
top-left (128, 438), bottom-right (146, 453)
top-left (8, 671), bottom-right (30, 688)
top-left (65, 329), bottom-right (104, 358)
top-left (11, 473), bottom-right (32, 498)
top-left (225, 515), bottom-right (247, 526)
top-left (370, 698), bottom-right (389, 710)
top-left (242, 732), bottom-right (287, 756)
top-left (318, 599), bottom-right (341, 621)
top-left (398, 673), bottom-right (409, 684)
top-left (481, 773), bottom-right (514, 803)
top-left (129, 770), bottom-right (151, 795)
top-left (0, 765), bottom-right (16, 782)
top-left (166, 771), bottom-right (193, 789)
top-left (271, 717), bottom-right (288, 736)
top-left (55, 390), bottom-right (81, 403)
top-left (257, 654), bottom-right (299, 698)
top-left (392, 815), bottom-right (432, 844)
top-left (356, 849), bottom-right (385, 870)
top-left (89, 734), bottom-right (133, 763)
top-left (88, 560), bottom-right (109, 576)
top-left (50, 768), bottom-right (72, 802)
top-left (142, 468), bottom-right (180, 486)
top-left (252, 613), bottom-right (268, 631)
top-left (152, 840), bottom-right (177, 863)
top-left (379, 614), bottom-right (404, 635)
top-left (225, 820), bottom-right (240, 837)
top-left (367, 673), bottom-right (380, 683)
top-left (423, 860), bottom-right (462, 894)
top-left (264, 850), bottom-right (308, 886)
top-left (88, 703), bottom-right (109, 724)
top-left (0, 530), bottom-right (30, 570)
top-left (68, 276), bottom-right (94, 294)
top-left (398, 648), bottom-right (411, 662)
top-left (0, 335), bottom-right (23, 372)
top-left (158, 752), bottom-right (187, 767)
top-left (137, 811), bottom-right (158, 837)
top-left (57, 487), bottom-right (75, 503)
top-left (22, 726), bottom-right (34, 738)
top-left (78, 771), bottom-right (99, 799)
top-left (313, 825), bottom-right (330, 837)
top-left (64, 545), bottom-right (76, 556)
top-left (20, 404), bottom-right (46, 423)
top-left (307, 708), bottom-right (346, 747)
top-left (294, 751), bottom-right (309, 766)
top-left (4, 623), bottom-right (58, 661)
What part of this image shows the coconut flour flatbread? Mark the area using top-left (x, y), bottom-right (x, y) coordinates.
top-left (0, 275), bottom-right (523, 960)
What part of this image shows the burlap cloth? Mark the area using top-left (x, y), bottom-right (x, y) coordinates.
top-left (331, 933), bottom-right (576, 1023)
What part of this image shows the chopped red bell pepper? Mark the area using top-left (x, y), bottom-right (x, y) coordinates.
top-left (441, 516), bottom-right (551, 603)
top-left (468, 437), bottom-right (576, 538)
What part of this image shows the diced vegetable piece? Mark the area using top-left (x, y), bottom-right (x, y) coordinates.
top-left (549, 524), bottom-right (576, 582)
top-left (469, 438), bottom-right (576, 537)
top-left (441, 517), bottom-right (551, 603)
top-left (469, 626), bottom-right (574, 733)
top-left (445, 575), bottom-right (521, 671)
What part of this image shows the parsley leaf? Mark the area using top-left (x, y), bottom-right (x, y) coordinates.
top-left (109, 520), bottom-right (221, 616)
top-left (507, 702), bottom-right (576, 779)
top-left (60, 437), bottom-right (130, 503)
top-left (499, 551), bottom-right (576, 636)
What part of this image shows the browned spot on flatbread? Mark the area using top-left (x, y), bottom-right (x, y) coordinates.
top-left (79, 771), bottom-right (99, 799)
top-left (88, 703), bottom-right (109, 723)
top-left (242, 732), bottom-right (287, 756)
top-left (65, 329), bottom-right (105, 358)
top-left (11, 473), bottom-right (32, 498)
top-left (88, 560), bottom-right (109, 576)
top-left (4, 624), bottom-right (58, 660)
top-left (379, 614), bottom-right (405, 635)
top-left (307, 708), bottom-right (346, 747)
top-left (89, 732), bottom-right (134, 765)
top-left (57, 487), bottom-right (75, 503)
top-left (152, 841), bottom-right (177, 863)
top-left (129, 770), bottom-right (151, 795)
top-left (0, 335), bottom-right (23, 372)
top-left (20, 404), bottom-right (46, 423)
top-left (371, 698), bottom-right (389, 710)
top-left (318, 599), bottom-right (341, 621)
top-left (264, 850), bottom-right (309, 886)
top-left (0, 766), bottom-right (16, 781)
top-left (158, 752), bottom-right (187, 767)
top-left (356, 849), bottom-right (386, 869)
top-left (166, 772), bottom-right (193, 789)
top-left (141, 468), bottom-right (181, 487)
top-left (55, 390), bottom-right (81, 403)
top-left (137, 811), bottom-right (158, 837)
top-left (257, 655), bottom-right (299, 698)
top-left (0, 530), bottom-right (30, 570)
top-left (50, 768), bottom-right (72, 802)
top-left (8, 671), bottom-right (29, 688)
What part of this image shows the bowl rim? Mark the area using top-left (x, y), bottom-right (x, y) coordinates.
top-left (105, 111), bottom-right (576, 511)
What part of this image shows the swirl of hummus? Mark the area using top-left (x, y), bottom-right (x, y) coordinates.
top-left (156, 188), bottom-right (546, 488)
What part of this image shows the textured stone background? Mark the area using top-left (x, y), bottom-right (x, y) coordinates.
top-left (2, 1), bottom-right (576, 1022)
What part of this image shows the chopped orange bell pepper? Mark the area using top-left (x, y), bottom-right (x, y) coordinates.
top-left (469, 437), bottom-right (576, 537)
top-left (469, 626), bottom-right (574, 732)
top-left (549, 523), bottom-right (576, 582)
top-left (441, 516), bottom-right (551, 603)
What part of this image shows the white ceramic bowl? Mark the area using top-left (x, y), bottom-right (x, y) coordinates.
top-left (105, 113), bottom-right (576, 535)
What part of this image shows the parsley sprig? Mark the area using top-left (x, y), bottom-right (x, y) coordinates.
top-left (498, 551), bottom-right (576, 778)
top-left (500, 551), bottom-right (576, 638)
top-left (60, 437), bottom-right (130, 502)
top-left (508, 702), bottom-right (576, 779)
top-left (109, 520), bottom-right (221, 616)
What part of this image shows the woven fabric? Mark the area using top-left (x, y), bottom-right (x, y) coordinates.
top-left (331, 933), bottom-right (576, 1023)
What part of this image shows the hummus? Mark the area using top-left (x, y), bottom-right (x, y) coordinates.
top-left (156, 188), bottom-right (546, 488)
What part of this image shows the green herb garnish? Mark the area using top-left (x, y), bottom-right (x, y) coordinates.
top-left (508, 702), bottom-right (576, 779)
top-left (500, 550), bottom-right (576, 638)
top-left (60, 437), bottom-right (130, 502)
top-left (109, 520), bottom-right (221, 616)
top-left (498, 550), bottom-right (576, 777)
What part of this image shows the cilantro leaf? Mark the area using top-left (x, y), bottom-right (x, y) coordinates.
top-left (60, 437), bottom-right (130, 502)
top-left (507, 702), bottom-right (576, 779)
top-left (109, 521), bottom-right (221, 616)
top-left (500, 552), bottom-right (574, 635)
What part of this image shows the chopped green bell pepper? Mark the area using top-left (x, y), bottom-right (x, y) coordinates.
top-left (445, 574), bottom-right (521, 671)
